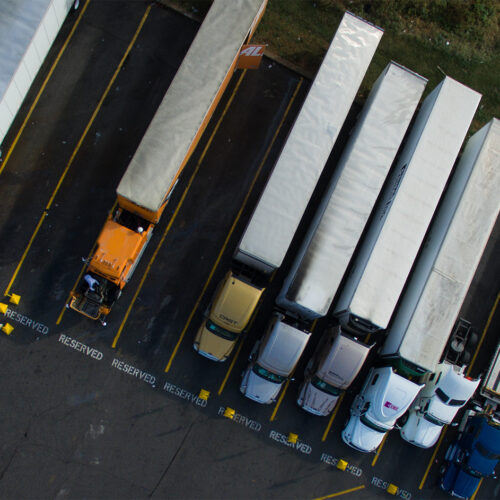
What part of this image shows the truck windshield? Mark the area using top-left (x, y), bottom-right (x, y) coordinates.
top-left (476, 441), bottom-right (500, 460)
top-left (252, 363), bottom-right (286, 384)
top-left (311, 376), bottom-right (342, 396)
top-left (424, 413), bottom-right (445, 426)
top-left (206, 319), bottom-right (238, 341)
top-left (360, 415), bottom-right (388, 433)
top-left (435, 388), bottom-right (466, 406)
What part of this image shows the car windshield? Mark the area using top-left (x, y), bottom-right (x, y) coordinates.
top-left (206, 319), bottom-right (238, 341)
top-left (449, 398), bottom-right (466, 407)
top-left (360, 415), bottom-right (387, 433)
top-left (311, 376), bottom-right (342, 396)
top-left (424, 413), bottom-right (445, 427)
top-left (252, 363), bottom-right (286, 384)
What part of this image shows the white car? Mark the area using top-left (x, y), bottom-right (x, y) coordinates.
top-left (400, 363), bottom-right (480, 448)
top-left (342, 366), bottom-right (423, 453)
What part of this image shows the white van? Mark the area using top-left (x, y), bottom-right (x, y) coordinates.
top-left (240, 314), bottom-right (310, 404)
top-left (297, 327), bottom-right (371, 416)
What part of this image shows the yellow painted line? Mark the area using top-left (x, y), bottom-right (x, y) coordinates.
top-left (218, 337), bottom-right (246, 396)
top-left (270, 377), bottom-right (292, 422)
top-left (217, 308), bottom-right (260, 395)
top-left (4, 6), bottom-right (152, 297)
top-left (467, 292), bottom-right (500, 376)
top-left (164, 77), bottom-right (304, 372)
top-left (418, 426), bottom-right (447, 489)
top-left (470, 478), bottom-right (483, 500)
top-left (0, 0), bottom-right (91, 177)
top-left (371, 432), bottom-right (388, 467)
top-left (56, 201), bottom-right (118, 325)
top-left (112, 69), bottom-right (250, 349)
top-left (312, 485), bottom-right (365, 500)
top-left (321, 392), bottom-right (345, 442)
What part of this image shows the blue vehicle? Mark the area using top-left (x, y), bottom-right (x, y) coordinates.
top-left (440, 414), bottom-right (500, 498)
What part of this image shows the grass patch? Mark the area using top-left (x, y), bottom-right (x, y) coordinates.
top-left (166, 0), bottom-right (499, 131)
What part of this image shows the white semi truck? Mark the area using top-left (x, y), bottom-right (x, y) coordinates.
top-left (383, 119), bottom-right (500, 447)
top-left (333, 77), bottom-right (481, 336)
top-left (340, 78), bottom-right (481, 452)
top-left (272, 61), bottom-right (426, 415)
top-left (194, 12), bottom-right (383, 367)
top-left (276, 61), bottom-right (426, 322)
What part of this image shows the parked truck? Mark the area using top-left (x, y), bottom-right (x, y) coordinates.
top-left (401, 363), bottom-right (480, 448)
top-left (440, 413), bottom-right (500, 499)
top-left (194, 12), bottom-right (383, 363)
top-left (381, 119), bottom-right (499, 447)
top-left (240, 313), bottom-right (310, 404)
top-left (272, 61), bottom-right (426, 415)
top-left (342, 366), bottom-right (423, 453)
top-left (68, 0), bottom-right (268, 323)
top-left (340, 78), bottom-right (481, 452)
top-left (276, 62), bottom-right (426, 322)
top-left (333, 77), bottom-right (481, 337)
top-left (297, 326), bottom-right (372, 416)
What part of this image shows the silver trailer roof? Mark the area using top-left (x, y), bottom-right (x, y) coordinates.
top-left (117, 0), bottom-right (267, 212)
top-left (277, 62), bottom-right (426, 319)
top-left (0, 0), bottom-right (73, 145)
top-left (235, 12), bottom-right (383, 274)
top-left (336, 77), bottom-right (481, 330)
top-left (382, 119), bottom-right (500, 372)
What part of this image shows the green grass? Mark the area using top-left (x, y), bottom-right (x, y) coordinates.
top-left (166, 0), bottom-right (499, 132)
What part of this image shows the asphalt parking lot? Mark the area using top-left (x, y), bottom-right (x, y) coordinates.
top-left (0, 2), bottom-right (499, 499)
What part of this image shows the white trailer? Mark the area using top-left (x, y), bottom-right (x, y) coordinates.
top-left (382, 119), bottom-right (500, 375)
top-left (234, 12), bottom-right (383, 274)
top-left (481, 343), bottom-right (500, 407)
top-left (0, 0), bottom-right (74, 147)
top-left (276, 62), bottom-right (426, 320)
top-left (333, 77), bottom-right (481, 334)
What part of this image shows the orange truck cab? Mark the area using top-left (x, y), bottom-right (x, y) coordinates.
top-left (69, 206), bottom-right (155, 323)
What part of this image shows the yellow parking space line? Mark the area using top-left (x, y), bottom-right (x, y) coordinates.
top-left (270, 376), bottom-right (292, 422)
top-left (56, 201), bottom-right (117, 325)
top-left (467, 292), bottom-right (500, 376)
top-left (4, 5), bottom-right (152, 297)
top-left (0, 0), bottom-right (91, 177)
top-left (371, 432), bottom-right (388, 467)
top-left (418, 426), bottom-right (447, 489)
top-left (218, 337), bottom-right (246, 396)
top-left (218, 309), bottom-right (260, 395)
top-left (470, 478), bottom-right (483, 500)
top-left (312, 485), bottom-right (365, 500)
top-left (112, 69), bottom-right (249, 349)
top-left (164, 77), bottom-right (304, 373)
top-left (321, 392), bottom-right (345, 442)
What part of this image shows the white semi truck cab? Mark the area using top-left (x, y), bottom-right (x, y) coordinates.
top-left (297, 326), bottom-right (372, 416)
top-left (342, 366), bottom-right (423, 453)
top-left (401, 363), bottom-right (480, 448)
top-left (240, 314), bottom-right (310, 404)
